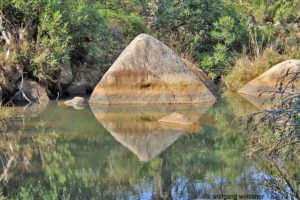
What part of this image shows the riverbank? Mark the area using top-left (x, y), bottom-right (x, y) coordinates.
top-left (1, 1), bottom-right (299, 104)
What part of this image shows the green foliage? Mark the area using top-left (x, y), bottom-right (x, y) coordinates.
top-left (67, 1), bottom-right (109, 59)
top-left (212, 16), bottom-right (237, 45)
top-left (99, 0), bottom-right (148, 40)
top-left (0, 0), bottom-right (109, 85)
top-left (155, 0), bottom-right (221, 50)
top-left (1, 0), bottom-right (299, 94)
top-left (0, 0), bottom-right (69, 78)
top-left (200, 16), bottom-right (240, 78)
top-left (94, 0), bottom-right (149, 70)
top-left (241, 0), bottom-right (300, 23)
top-left (154, 0), bottom-right (300, 79)
top-left (32, 10), bottom-right (71, 79)
top-left (154, 0), bottom-right (249, 78)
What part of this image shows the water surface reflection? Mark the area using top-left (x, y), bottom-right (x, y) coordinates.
top-left (0, 98), bottom-right (298, 199)
top-left (90, 103), bottom-right (212, 161)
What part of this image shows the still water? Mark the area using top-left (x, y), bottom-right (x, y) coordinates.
top-left (0, 95), bottom-right (299, 200)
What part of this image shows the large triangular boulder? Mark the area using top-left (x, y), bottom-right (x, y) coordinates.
top-left (238, 59), bottom-right (300, 98)
top-left (89, 34), bottom-right (216, 104)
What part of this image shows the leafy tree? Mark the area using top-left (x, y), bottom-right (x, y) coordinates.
top-left (153, 0), bottom-right (250, 78)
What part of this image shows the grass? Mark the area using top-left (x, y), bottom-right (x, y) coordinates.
top-left (0, 103), bottom-right (14, 120)
top-left (224, 48), bottom-right (290, 92)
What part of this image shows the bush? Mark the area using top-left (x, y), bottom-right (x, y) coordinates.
top-left (153, 1), bottom-right (252, 79)
top-left (0, 0), bottom-right (112, 96)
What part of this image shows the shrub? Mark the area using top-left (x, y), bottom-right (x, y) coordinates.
top-left (0, 0), bottom-right (111, 97)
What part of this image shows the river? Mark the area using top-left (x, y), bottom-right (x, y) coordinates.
top-left (0, 95), bottom-right (299, 200)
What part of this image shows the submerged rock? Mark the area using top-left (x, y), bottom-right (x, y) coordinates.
top-left (64, 96), bottom-right (85, 106)
top-left (238, 59), bottom-right (300, 98)
top-left (89, 34), bottom-right (216, 104)
top-left (158, 112), bottom-right (194, 125)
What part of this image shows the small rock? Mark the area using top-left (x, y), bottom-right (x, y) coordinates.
top-left (64, 96), bottom-right (85, 106)
top-left (159, 112), bottom-right (194, 125)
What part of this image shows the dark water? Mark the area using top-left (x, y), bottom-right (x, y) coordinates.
top-left (0, 96), bottom-right (299, 200)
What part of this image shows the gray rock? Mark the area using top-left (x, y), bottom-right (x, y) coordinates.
top-left (66, 80), bottom-right (88, 95)
top-left (71, 64), bottom-right (103, 92)
top-left (84, 69), bottom-right (102, 91)
top-left (59, 60), bottom-right (73, 85)
top-left (15, 80), bottom-right (49, 106)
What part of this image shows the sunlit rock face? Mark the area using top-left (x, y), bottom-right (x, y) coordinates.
top-left (238, 60), bottom-right (300, 110)
top-left (90, 103), bottom-right (214, 161)
top-left (89, 34), bottom-right (216, 105)
top-left (238, 60), bottom-right (300, 101)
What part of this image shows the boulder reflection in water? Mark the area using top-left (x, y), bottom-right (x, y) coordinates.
top-left (90, 103), bottom-right (214, 161)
